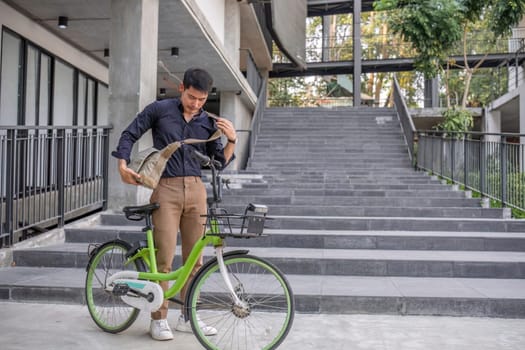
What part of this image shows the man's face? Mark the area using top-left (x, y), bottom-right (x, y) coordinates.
top-left (179, 85), bottom-right (208, 116)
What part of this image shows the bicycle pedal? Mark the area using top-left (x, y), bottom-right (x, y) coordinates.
top-left (112, 283), bottom-right (130, 296)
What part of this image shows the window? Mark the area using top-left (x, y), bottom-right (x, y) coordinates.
top-left (53, 59), bottom-right (75, 125)
top-left (0, 30), bottom-right (22, 126)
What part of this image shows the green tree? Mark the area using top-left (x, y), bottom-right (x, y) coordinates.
top-left (374, 0), bottom-right (465, 78)
top-left (374, 0), bottom-right (525, 129)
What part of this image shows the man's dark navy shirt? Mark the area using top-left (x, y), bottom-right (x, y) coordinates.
top-left (111, 98), bottom-right (228, 177)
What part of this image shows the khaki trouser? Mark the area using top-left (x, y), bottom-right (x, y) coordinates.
top-left (149, 176), bottom-right (207, 320)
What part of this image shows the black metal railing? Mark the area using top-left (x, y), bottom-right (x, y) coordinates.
top-left (247, 77), bottom-right (268, 167)
top-left (0, 125), bottom-right (112, 247)
top-left (416, 131), bottom-right (525, 212)
top-left (392, 75), bottom-right (417, 162)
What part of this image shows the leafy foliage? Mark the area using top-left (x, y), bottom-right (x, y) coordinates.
top-left (488, 0), bottom-right (525, 36)
top-left (373, 0), bottom-right (525, 77)
top-left (374, 0), bottom-right (525, 110)
top-left (435, 107), bottom-right (473, 132)
top-left (374, 0), bottom-right (464, 77)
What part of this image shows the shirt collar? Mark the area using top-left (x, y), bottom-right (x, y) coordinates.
top-left (176, 99), bottom-right (205, 121)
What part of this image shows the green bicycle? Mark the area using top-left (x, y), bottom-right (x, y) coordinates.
top-left (85, 150), bottom-right (295, 350)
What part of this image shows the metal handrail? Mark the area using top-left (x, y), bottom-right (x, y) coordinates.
top-left (392, 75), bottom-right (417, 162)
top-left (247, 77), bottom-right (268, 167)
top-left (0, 125), bottom-right (112, 247)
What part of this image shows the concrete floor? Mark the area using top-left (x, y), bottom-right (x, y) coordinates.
top-left (1, 301), bottom-right (525, 349)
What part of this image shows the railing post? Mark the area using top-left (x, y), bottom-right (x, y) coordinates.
top-left (56, 129), bottom-right (65, 227)
top-left (102, 128), bottom-right (110, 211)
top-left (463, 135), bottom-right (468, 187)
top-left (500, 135), bottom-right (507, 206)
top-left (440, 134), bottom-right (444, 178)
top-left (480, 135), bottom-right (486, 196)
top-left (430, 133), bottom-right (434, 174)
top-left (5, 129), bottom-right (15, 246)
top-left (417, 132), bottom-right (423, 170)
top-left (451, 135), bottom-right (455, 182)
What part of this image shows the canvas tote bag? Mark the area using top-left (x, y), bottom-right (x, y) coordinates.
top-left (129, 130), bottom-right (222, 189)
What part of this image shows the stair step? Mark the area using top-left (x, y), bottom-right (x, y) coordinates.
top-left (1, 267), bottom-right (523, 317)
top-left (221, 196), bottom-right (481, 207)
top-left (264, 216), bottom-right (525, 232)
top-left (65, 227), bottom-right (525, 252)
top-left (221, 188), bottom-right (468, 198)
top-left (97, 211), bottom-right (525, 232)
top-left (217, 205), bottom-right (506, 218)
top-left (10, 242), bottom-right (525, 278)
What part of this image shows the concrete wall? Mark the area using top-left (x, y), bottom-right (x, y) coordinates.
top-left (0, 2), bottom-right (108, 84)
top-left (194, 0), bottom-right (225, 45)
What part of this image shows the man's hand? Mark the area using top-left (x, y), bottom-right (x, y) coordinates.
top-left (118, 159), bottom-right (141, 185)
top-left (215, 117), bottom-right (237, 143)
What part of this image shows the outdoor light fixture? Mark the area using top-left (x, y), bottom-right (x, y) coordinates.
top-left (58, 16), bottom-right (68, 29)
top-left (159, 88), bottom-right (166, 96)
top-left (171, 47), bottom-right (179, 57)
top-left (103, 48), bottom-right (110, 57)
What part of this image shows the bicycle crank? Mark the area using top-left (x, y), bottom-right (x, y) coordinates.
top-left (107, 271), bottom-right (163, 312)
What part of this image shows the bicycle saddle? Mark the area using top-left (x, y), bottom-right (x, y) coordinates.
top-left (123, 203), bottom-right (160, 221)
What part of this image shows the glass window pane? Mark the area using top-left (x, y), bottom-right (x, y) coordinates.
top-left (53, 60), bottom-right (74, 125)
top-left (0, 31), bottom-right (21, 126)
top-left (77, 73), bottom-right (86, 126)
top-left (86, 79), bottom-right (95, 125)
top-left (25, 45), bottom-right (39, 125)
top-left (39, 54), bottom-right (51, 126)
top-left (97, 83), bottom-right (109, 125)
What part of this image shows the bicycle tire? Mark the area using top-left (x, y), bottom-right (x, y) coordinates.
top-left (186, 253), bottom-right (295, 350)
top-left (85, 240), bottom-right (146, 333)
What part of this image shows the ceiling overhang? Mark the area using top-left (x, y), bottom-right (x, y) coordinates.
top-left (3, 0), bottom-right (256, 106)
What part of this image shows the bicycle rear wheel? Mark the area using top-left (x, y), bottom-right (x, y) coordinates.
top-left (186, 253), bottom-right (294, 350)
top-left (85, 240), bottom-right (145, 333)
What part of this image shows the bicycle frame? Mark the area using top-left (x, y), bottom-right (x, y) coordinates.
top-left (124, 217), bottom-right (224, 302)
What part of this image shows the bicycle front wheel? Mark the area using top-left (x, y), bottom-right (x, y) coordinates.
top-left (85, 240), bottom-right (145, 333)
top-left (186, 253), bottom-right (294, 350)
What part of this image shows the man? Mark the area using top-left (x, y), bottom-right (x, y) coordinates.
top-left (111, 68), bottom-right (237, 341)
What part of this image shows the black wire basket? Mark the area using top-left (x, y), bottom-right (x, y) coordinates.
top-left (206, 203), bottom-right (269, 238)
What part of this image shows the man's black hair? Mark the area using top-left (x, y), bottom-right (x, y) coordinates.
top-left (183, 68), bottom-right (213, 92)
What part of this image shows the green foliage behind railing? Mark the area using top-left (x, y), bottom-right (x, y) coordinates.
top-left (416, 131), bottom-right (525, 216)
top-left (434, 108), bottom-right (474, 133)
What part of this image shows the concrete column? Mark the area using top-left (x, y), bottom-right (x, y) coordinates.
top-left (353, 0), bottom-right (362, 107)
top-left (485, 109), bottom-right (501, 143)
top-left (224, 0), bottom-right (241, 67)
top-left (220, 91), bottom-right (250, 170)
top-left (107, 0), bottom-right (159, 210)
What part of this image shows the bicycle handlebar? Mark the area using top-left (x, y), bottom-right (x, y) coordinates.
top-left (192, 149), bottom-right (222, 169)
top-left (192, 149), bottom-right (223, 206)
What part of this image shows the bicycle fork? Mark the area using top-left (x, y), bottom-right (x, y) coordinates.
top-left (215, 246), bottom-right (251, 317)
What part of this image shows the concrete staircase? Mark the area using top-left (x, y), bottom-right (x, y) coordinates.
top-left (1, 107), bottom-right (525, 318)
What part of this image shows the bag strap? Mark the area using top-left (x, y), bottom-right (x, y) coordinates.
top-left (159, 129), bottom-right (223, 159)
top-left (181, 129), bottom-right (222, 145)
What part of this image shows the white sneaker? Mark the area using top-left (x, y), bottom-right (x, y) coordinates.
top-left (150, 319), bottom-right (174, 341)
top-left (175, 314), bottom-right (217, 336)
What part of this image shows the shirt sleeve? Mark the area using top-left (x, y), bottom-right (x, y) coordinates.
top-left (205, 133), bottom-right (236, 170)
top-left (111, 102), bottom-right (158, 163)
